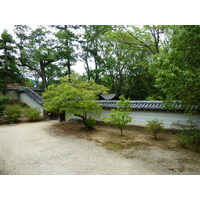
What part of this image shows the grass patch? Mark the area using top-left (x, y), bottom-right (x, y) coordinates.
top-left (102, 142), bottom-right (125, 151)
top-left (102, 141), bottom-right (142, 151)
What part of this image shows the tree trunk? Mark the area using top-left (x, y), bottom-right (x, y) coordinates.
top-left (67, 58), bottom-right (71, 75)
top-left (94, 56), bottom-right (99, 83)
top-left (59, 112), bottom-right (66, 124)
top-left (74, 114), bottom-right (93, 130)
top-left (4, 43), bottom-right (8, 86)
top-left (40, 61), bottom-right (47, 89)
top-left (85, 57), bottom-right (90, 80)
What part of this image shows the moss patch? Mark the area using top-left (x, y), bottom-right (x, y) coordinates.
top-left (102, 141), bottom-right (143, 151)
top-left (102, 142), bottom-right (125, 151)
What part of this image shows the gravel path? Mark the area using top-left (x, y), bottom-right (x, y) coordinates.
top-left (0, 121), bottom-right (156, 175)
top-left (0, 121), bottom-right (199, 175)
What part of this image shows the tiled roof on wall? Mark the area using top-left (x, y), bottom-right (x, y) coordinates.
top-left (7, 86), bottom-right (43, 92)
top-left (97, 100), bottom-right (183, 111)
top-left (23, 88), bottom-right (44, 105)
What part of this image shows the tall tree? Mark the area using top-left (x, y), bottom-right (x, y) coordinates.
top-left (153, 25), bottom-right (200, 111)
top-left (119, 25), bottom-right (166, 55)
top-left (14, 26), bottom-right (61, 89)
top-left (98, 26), bottom-right (165, 99)
top-left (53, 25), bottom-right (79, 76)
top-left (0, 30), bottom-right (22, 92)
top-left (43, 74), bottom-right (108, 129)
top-left (79, 25), bottom-right (112, 82)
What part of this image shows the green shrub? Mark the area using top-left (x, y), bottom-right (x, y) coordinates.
top-left (85, 118), bottom-right (96, 129)
top-left (145, 97), bottom-right (156, 101)
top-left (178, 117), bottom-right (200, 152)
top-left (146, 120), bottom-right (164, 140)
top-left (179, 130), bottom-right (200, 152)
top-left (24, 107), bottom-right (41, 121)
top-left (0, 95), bottom-right (9, 116)
top-left (107, 96), bottom-right (132, 136)
top-left (9, 100), bottom-right (29, 108)
top-left (5, 104), bottom-right (22, 123)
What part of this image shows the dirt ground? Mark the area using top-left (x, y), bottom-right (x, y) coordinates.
top-left (52, 122), bottom-right (200, 174)
top-left (0, 120), bottom-right (199, 174)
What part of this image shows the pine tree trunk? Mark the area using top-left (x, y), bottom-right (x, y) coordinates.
top-left (40, 61), bottom-right (47, 89)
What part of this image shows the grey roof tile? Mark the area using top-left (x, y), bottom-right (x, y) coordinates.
top-left (24, 88), bottom-right (44, 105)
top-left (96, 100), bottom-right (184, 111)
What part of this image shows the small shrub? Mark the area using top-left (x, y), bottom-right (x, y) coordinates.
top-left (146, 120), bottom-right (164, 140)
top-left (84, 118), bottom-right (96, 130)
top-left (107, 96), bottom-right (132, 136)
top-left (178, 117), bottom-right (200, 152)
top-left (5, 104), bottom-right (22, 123)
top-left (13, 101), bottom-right (29, 108)
top-left (24, 107), bottom-right (41, 121)
top-left (0, 95), bottom-right (9, 116)
top-left (178, 130), bottom-right (200, 152)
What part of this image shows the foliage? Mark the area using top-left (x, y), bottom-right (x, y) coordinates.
top-left (24, 107), bottom-right (41, 121)
top-left (152, 25), bottom-right (200, 111)
top-left (0, 30), bottom-right (22, 92)
top-left (86, 25), bottom-right (167, 99)
top-left (5, 104), bottom-right (22, 123)
top-left (0, 95), bottom-right (9, 116)
top-left (146, 120), bottom-right (164, 140)
top-left (14, 26), bottom-right (63, 89)
top-left (85, 118), bottom-right (96, 129)
top-left (80, 25), bottom-right (113, 83)
top-left (145, 97), bottom-right (156, 101)
top-left (1, 25), bottom-right (199, 104)
top-left (43, 74), bottom-right (108, 129)
top-left (107, 96), bottom-right (132, 135)
top-left (178, 116), bottom-right (200, 152)
top-left (53, 25), bottom-right (78, 76)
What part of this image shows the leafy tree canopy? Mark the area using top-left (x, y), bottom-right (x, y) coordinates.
top-left (0, 30), bottom-right (22, 91)
top-left (152, 25), bottom-right (200, 112)
top-left (43, 74), bottom-right (108, 129)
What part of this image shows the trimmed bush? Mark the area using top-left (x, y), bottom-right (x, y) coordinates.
top-left (146, 120), bottom-right (164, 140)
top-left (5, 104), bottom-right (22, 123)
top-left (24, 107), bottom-right (41, 121)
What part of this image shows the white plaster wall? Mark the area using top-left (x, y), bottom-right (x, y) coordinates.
top-left (7, 91), bottom-right (19, 101)
top-left (100, 110), bottom-right (200, 129)
top-left (19, 93), bottom-right (44, 116)
top-left (66, 110), bottom-right (200, 129)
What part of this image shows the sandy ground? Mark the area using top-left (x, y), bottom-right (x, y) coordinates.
top-left (0, 120), bottom-right (199, 175)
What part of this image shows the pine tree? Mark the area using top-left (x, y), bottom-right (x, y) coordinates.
top-left (0, 30), bottom-right (22, 92)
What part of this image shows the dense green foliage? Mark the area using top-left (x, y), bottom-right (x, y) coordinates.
top-left (107, 96), bottom-right (132, 136)
top-left (0, 25), bottom-right (200, 108)
top-left (0, 95), bottom-right (9, 116)
top-left (0, 30), bottom-right (22, 91)
top-left (24, 107), bottom-right (41, 121)
top-left (153, 25), bottom-right (200, 110)
top-left (5, 104), bottom-right (22, 123)
top-left (146, 120), bottom-right (164, 140)
top-left (43, 74), bottom-right (108, 129)
top-left (178, 116), bottom-right (200, 152)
